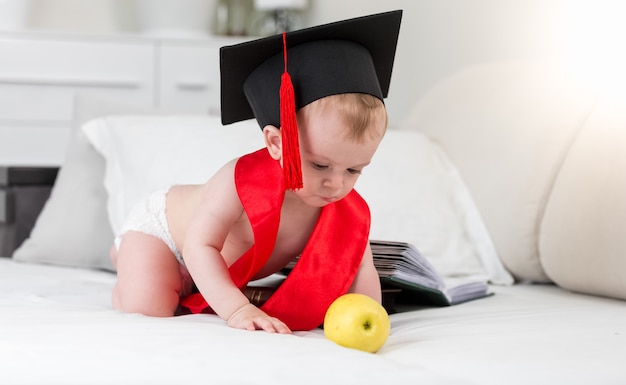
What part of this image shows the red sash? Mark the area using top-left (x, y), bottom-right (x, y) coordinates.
top-left (179, 148), bottom-right (370, 330)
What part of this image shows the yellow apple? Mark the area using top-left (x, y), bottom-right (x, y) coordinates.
top-left (323, 293), bottom-right (390, 353)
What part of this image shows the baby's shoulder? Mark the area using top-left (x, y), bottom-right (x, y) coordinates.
top-left (203, 157), bottom-right (239, 185)
top-left (197, 157), bottom-right (241, 203)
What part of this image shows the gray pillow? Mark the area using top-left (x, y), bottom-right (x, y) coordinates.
top-left (12, 95), bottom-right (160, 271)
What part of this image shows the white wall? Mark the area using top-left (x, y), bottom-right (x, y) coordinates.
top-left (15, 0), bottom-right (626, 125)
top-left (303, 0), bottom-right (568, 126)
top-left (27, 0), bottom-right (133, 32)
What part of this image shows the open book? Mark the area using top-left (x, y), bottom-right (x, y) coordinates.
top-left (371, 240), bottom-right (492, 307)
top-left (278, 240), bottom-right (491, 313)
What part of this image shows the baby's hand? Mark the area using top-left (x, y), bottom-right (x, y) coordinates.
top-left (226, 303), bottom-right (291, 334)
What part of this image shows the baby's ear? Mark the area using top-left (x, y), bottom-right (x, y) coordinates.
top-left (263, 125), bottom-right (282, 161)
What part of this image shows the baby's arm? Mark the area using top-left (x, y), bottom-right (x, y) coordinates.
top-left (182, 160), bottom-right (290, 333)
top-left (348, 242), bottom-right (382, 303)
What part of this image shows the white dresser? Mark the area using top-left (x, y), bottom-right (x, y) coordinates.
top-left (0, 31), bottom-right (247, 166)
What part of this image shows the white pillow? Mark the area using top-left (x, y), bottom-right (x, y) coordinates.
top-left (356, 130), bottom-right (513, 285)
top-left (82, 115), bottom-right (264, 236)
top-left (83, 116), bottom-right (512, 285)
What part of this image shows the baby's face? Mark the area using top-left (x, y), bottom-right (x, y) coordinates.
top-left (293, 102), bottom-right (385, 208)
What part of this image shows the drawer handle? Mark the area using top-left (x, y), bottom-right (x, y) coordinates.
top-left (0, 76), bottom-right (142, 88)
top-left (176, 80), bottom-right (209, 91)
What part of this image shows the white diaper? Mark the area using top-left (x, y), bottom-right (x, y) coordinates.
top-left (114, 188), bottom-right (184, 264)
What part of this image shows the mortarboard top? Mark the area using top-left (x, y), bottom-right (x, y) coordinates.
top-left (220, 10), bottom-right (403, 128)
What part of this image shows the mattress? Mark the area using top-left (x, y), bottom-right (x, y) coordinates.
top-left (1, 258), bottom-right (625, 385)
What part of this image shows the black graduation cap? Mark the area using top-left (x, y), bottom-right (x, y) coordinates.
top-left (219, 10), bottom-right (402, 190)
top-left (220, 9), bottom-right (403, 127)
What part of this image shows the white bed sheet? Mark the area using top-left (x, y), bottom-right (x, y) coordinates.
top-left (1, 258), bottom-right (625, 385)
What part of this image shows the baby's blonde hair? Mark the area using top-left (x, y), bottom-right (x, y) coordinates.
top-left (299, 93), bottom-right (387, 142)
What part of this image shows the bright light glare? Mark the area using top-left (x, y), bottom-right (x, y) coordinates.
top-left (566, 0), bottom-right (626, 99)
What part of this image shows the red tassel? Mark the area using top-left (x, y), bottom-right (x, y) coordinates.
top-left (279, 32), bottom-right (303, 190)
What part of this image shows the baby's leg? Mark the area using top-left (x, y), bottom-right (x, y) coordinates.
top-left (109, 245), bottom-right (119, 270)
top-left (112, 231), bottom-right (184, 317)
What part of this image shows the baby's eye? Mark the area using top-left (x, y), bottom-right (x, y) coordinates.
top-left (311, 162), bottom-right (328, 170)
top-left (347, 168), bottom-right (362, 175)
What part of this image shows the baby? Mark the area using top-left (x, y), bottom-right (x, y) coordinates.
top-left (110, 10), bottom-right (402, 333)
